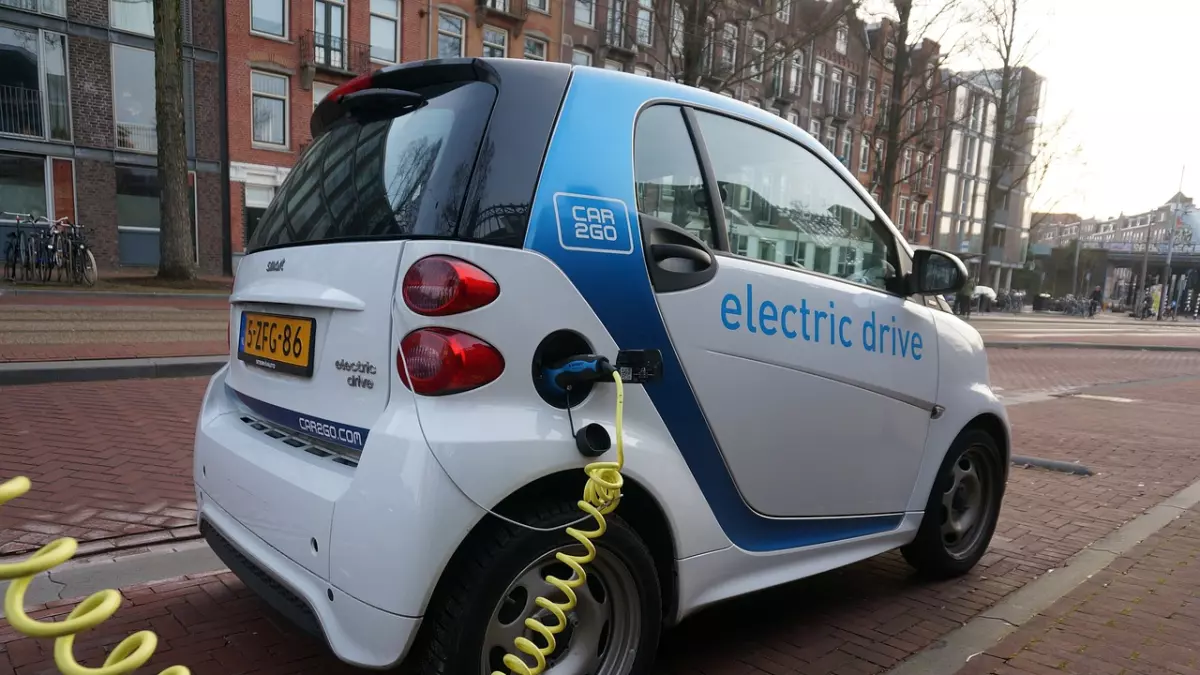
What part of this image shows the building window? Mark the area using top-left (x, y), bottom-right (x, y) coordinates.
top-left (789, 50), bottom-right (802, 95)
top-left (880, 85), bottom-right (890, 123)
top-left (932, 104), bottom-right (941, 127)
top-left (858, 134), bottom-right (869, 173)
top-left (115, 166), bottom-right (199, 266)
top-left (909, 200), bottom-right (918, 235)
top-left (808, 119), bottom-right (819, 137)
top-left (572, 48), bottom-right (592, 66)
top-left (845, 74), bottom-right (856, 114)
top-left (575, 0), bottom-right (593, 27)
top-left (604, 59), bottom-right (622, 71)
top-left (0, 0), bottom-right (65, 16)
top-left (369, 0), bottom-right (400, 63)
top-left (907, 105), bottom-right (916, 130)
top-left (110, 0), bottom-right (153, 35)
top-left (482, 25), bottom-right (507, 57)
top-left (865, 77), bottom-right (876, 116)
top-left (786, 111), bottom-right (798, 126)
top-left (924, 154), bottom-right (935, 184)
top-left (312, 81), bottom-right (334, 112)
top-left (840, 128), bottom-right (852, 165)
top-left (437, 12), bottom-right (465, 58)
top-left (748, 99), bottom-right (761, 108)
top-left (250, 71), bottom-right (288, 147)
top-left (812, 61), bottom-right (825, 103)
top-left (251, 0), bottom-right (286, 36)
top-left (750, 32), bottom-right (766, 82)
top-left (920, 202), bottom-right (930, 234)
top-left (884, 42), bottom-right (895, 60)
top-left (112, 45), bottom-right (156, 152)
top-left (527, 0), bottom-right (547, 11)
top-left (719, 23), bottom-right (737, 71)
top-left (830, 68), bottom-right (841, 109)
top-left (0, 152), bottom-right (48, 219)
top-left (897, 196), bottom-right (908, 228)
top-left (315, 0), bottom-right (346, 68)
top-left (634, 65), bottom-right (652, 76)
top-left (776, 0), bottom-right (791, 23)
top-left (823, 124), bottom-right (835, 151)
top-left (915, 151), bottom-right (924, 181)
top-left (874, 138), bottom-right (884, 165)
top-left (902, 147), bottom-right (912, 177)
top-left (524, 36), bottom-right (547, 60)
top-left (0, 27), bottom-right (70, 142)
top-left (636, 0), bottom-right (652, 44)
top-left (835, 20), bottom-right (848, 54)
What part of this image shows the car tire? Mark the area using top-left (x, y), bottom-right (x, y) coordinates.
top-left (411, 500), bottom-right (662, 675)
top-left (901, 428), bottom-right (1005, 579)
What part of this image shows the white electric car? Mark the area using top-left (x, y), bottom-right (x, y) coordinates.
top-left (194, 57), bottom-right (1009, 674)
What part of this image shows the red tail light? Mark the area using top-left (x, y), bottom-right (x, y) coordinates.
top-left (402, 255), bottom-right (499, 316)
top-left (397, 328), bottom-right (504, 396)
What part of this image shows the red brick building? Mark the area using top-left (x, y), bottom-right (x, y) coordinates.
top-left (225, 0), bottom-right (425, 268)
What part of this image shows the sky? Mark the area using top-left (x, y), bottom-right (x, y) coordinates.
top-left (865, 0), bottom-right (1200, 220)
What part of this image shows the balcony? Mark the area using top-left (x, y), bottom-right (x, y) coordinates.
top-left (116, 122), bottom-right (157, 153)
top-left (476, 0), bottom-right (527, 23)
top-left (0, 84), bottom-right (43, 138)
top-left (602, 24), bottom-right (637, 55)
top-left (300, 30), bottom-right (371, 76)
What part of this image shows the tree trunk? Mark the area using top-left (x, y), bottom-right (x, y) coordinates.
top-left (877, 0), bottom-right (910, 221)
top-left (154, 0), bottom-right (196, 281)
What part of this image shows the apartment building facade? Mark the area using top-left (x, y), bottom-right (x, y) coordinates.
top-left (934, 73), bottom-right (996, 261)
top-left (0, 0), bottom-right (227, 273)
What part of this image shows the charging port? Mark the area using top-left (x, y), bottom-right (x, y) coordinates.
top-left (532, 330), bottom-right (594, 409)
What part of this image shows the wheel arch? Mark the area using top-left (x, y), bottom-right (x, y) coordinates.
top-left (423, 468), bottom-right (679, 627)
top-left (964, 411), bottom-right (1011, 466)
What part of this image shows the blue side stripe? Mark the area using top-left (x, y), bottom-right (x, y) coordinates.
top-left (524, 68), bottom-right (903, 552)
top-left (226, 385), bottom-right (370, 453)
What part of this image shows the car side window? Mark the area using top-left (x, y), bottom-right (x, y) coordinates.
top-left (633, 105), bottom-right (716, 248)
top-left (690, 109), bottom-right (898, 293)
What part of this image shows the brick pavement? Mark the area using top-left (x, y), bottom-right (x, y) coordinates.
top-left (0, 378), bottom-right (207, 557)
top-left (959, 503), bottom-right (1200, 675)
top-left (0, 342), bottom-right (227, 363)
top-left (986, 349), bottom-right (1200, 393)
top-left (3, 358), bottom-right (1200, 673)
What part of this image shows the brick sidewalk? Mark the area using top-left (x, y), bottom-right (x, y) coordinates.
top-left (959, 504), bottom-right (1200, 675)
top-left (0, 378), bottom-right (207, 557)
top-left (0, 342), bottom-right (227, 363)
top-left (4, 357), bottom-right (1200, 674)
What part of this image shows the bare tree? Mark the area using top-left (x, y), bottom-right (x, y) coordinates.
top-left (644, 0), bottom-right (857, 93)
top-left (967, 0), bottom-right (1044, 278)
top-left (153, 0), bottom-right (196, 280)
top-left (863, 0), bottom-right (968, 226)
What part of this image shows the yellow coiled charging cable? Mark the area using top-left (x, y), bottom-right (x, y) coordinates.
top-left (494, 369), bottom-right (626, 675)
top-left (0, 476), bottom-right (190, 675)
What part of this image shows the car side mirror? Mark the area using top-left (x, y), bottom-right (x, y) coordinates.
top-left (911, 249), bottom-right (968, 295)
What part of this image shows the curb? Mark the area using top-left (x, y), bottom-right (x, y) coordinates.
top-left (0, 355), bottom-right (227, 386)
top-left (0, 288), bottom-right (230, 300)
top-left (985, 341), bottom-right (1200, 353)
top-left (885, 472), bottom-right (1200, 675)
top-left (1010, 455), bottom-right (1094, 476)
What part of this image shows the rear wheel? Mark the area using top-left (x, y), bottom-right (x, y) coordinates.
top-left (902, 429), bottom-right (1005, 578)
top-left (413, 501), bottom-right (661, 675)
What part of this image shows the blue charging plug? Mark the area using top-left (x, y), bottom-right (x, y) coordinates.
top-left (542, 354), bottom-right (616, 395)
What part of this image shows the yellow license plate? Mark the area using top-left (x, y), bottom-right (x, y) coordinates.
top-left (237, 312), bottom-right (316, 377)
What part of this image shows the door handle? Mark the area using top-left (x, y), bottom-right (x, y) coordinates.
top-left (650, 242), bottom-right (712, 267)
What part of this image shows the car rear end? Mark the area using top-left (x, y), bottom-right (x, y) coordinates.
top-left (193, 58), bottom-right (572, 669)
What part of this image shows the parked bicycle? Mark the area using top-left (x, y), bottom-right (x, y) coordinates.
top-left (3, 212), bottom-right (96, 286)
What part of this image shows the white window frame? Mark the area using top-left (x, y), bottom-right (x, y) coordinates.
top-left (902, 147), bottom-right (912, 177)
top-left (572, 48), bottom-right (592, 66)
top-left (808, 119), bottom-right (820, 137)
top-left (865, 77), bottom-right (876, 116)
top-left (634, 65), bottom-right (652, 76)
top-left (719, 23), bottom-right (737, 71)
top-left (812, 61), bottom-right (825, 103)
top-left (250, 70), bottom-right (289, 149)
top-left (823, 124), bottom-right (836, 151)
top-left (845, 74), bottom-right (856, 114)
top-left (750, 32), bottom-right (766, 82)
top-left (369, 0), bottom-right (401, 64)
top-left (858, 134), bottom-right (869, 173)
top-left (523, 35), bottom-right (548, 60)
top-left (835, 21), bottom-right (848, 54)
top-left (575, 0), bottom-right (594, 27)
top-left (830, 68), bottom-right (842, 109)
top-left (840, 128), bottom-right (852, 164)
top-left (604, 59), bottom-right (623, 71)
top-left (527, 0), bottom-right (549, 14)
top-left (789, 50), bottom-right (803, 94)
top-left (482, 24), bottom-right (508, 58)
top-left (909, 200), bottom-right (918, 235)
top-left (636, 0), bottom-right (653, 45)
top-left (897, 196), bottom-right (908, 228)
top-left (787, 111), bottom-right (799, 126)
top-left (920, 202), bottom-right (930, 234)
top-left (437, 10), bottom-right (466, 57)
top-left (250, 0), bottom-right (288, 38)
top-left (884, 42), bottom-right (895, 60)
top-left (776, 0), bottom-right (791, 23)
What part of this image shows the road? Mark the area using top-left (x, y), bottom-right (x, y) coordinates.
top-left (5, 350), bottom-right (1200, 673)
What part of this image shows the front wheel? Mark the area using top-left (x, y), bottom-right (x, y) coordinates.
top-left (413, 501), bottom-right (662, 675)
top-left (902, 429), bottom-right (1005, 579)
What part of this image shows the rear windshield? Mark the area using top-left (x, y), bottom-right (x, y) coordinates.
top-left (247, 80), bottom-right (497, 253)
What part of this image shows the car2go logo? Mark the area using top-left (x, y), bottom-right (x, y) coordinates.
top-left (553, 193), bottom-right (634, 254)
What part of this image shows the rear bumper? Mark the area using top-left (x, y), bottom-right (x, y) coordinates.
top-left (198, 493), bottom-right (420, 669)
